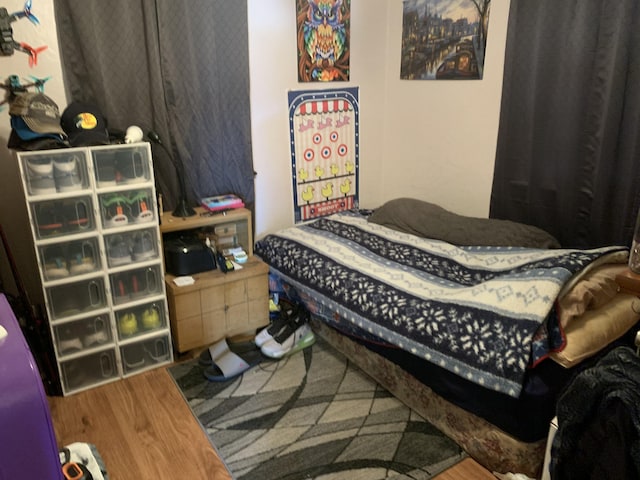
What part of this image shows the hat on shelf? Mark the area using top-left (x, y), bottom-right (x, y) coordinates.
top-left (61, 101), bottom-right (110, 147)
top-left (9, 92), bottom-right (67, 135)
top-left (7, 92), bottom-right (69, 150)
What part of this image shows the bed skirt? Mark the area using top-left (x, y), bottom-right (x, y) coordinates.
top-left (310, 317), bottom-right (546, 478)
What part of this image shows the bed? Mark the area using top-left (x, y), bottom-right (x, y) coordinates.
top-left (254, 198), bottom-right (640, 478)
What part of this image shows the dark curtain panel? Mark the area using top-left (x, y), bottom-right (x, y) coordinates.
top-left (54, 0), bottom-right (254, 212)
top-left (490, 0), bottom-right (640, 249)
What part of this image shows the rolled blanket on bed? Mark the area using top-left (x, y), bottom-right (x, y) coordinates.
top-left (368, 198), bottom-right (561, 248)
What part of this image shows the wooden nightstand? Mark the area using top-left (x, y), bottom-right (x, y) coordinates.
top-left (165, 257), bottom-right (269, 352)
top-left (160, 207), bottom-right (269, 353)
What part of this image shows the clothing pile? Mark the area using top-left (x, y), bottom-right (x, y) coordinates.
top-left (550, 346), bottom-right (640, 479)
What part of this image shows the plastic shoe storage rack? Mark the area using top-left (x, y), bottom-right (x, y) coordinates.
top-left (16, 143), bottom-right (173, 395)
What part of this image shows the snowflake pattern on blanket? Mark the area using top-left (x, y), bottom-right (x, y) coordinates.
top-left (255, 212), bottom-right (626, 397)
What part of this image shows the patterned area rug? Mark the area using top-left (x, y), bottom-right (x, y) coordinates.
top-left (168, 337), bottom-right (467, 480)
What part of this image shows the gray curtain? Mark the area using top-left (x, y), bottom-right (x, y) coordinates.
top-left (54, 0), bottom-right (254, 212)
top-left (490, 0), bottom-right (640, 249)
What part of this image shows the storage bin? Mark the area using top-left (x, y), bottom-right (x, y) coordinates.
top-left (52, 314), bottom-right (113, 356)
top-left (121, 334), bottom-right (171, 375)
top-left (110, 264), bottom-right (162, 305)
top-left (30, 196), bottom-right (95, 239)
top-left (115, 300), bottom-right (167, 340)
top-left (46, 277), bottom-right (106, 320)
top-left (60, 349), bottom-right (118, 391)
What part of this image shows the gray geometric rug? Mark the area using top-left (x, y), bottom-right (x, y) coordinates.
top-left (168, 336), bottom-right (467, 480)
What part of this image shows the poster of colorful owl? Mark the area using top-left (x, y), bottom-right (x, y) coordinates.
top-left (296, 0), bottom-right (350, 82)
top-left (288, 87), bottom-right (359, 223)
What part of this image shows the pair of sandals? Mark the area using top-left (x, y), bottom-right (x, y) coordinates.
top-left (198, 338), bottom-right (266, 382)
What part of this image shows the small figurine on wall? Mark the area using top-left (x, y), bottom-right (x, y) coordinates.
top-left (0, 0), bottom-right (47, 67)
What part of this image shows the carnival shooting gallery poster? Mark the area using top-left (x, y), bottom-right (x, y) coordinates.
top-left (288, 87), bottom-right (359, 223)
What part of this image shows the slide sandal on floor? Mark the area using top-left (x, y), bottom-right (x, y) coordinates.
top-left (198, 339), bottom-right (261, 366)
top-left (202, 338), bottom-right (264, 382)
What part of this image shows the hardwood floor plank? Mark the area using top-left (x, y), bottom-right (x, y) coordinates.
top-left (48, 368), bottom-right (231, 480)
top-left (434, 457), bottom-right (497, 479)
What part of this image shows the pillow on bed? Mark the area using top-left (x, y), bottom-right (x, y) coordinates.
top-left (556, 263), bottom-right (627, 329)
top-left (550, 292), bottom-right (640, 368)
top-left (368, 198), bottom-right (561, 248)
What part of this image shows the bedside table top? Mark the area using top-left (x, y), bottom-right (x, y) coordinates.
top-left (165, 255), bottom-right (268, 295)
top-left (160, 206), bottom-right (250, 234)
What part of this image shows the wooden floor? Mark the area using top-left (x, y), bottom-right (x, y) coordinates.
top-left (48, 367), bottom-right (231, 480)
top-left (48, 365), bottom-right (496, 479)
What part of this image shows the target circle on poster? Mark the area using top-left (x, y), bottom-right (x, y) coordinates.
top-left (321, 146), bottom-right (332, 159)
top-left (330, 131), bottom-right (339, 142)
top-left (338, 144), bottom-right (348, 156)
top-left (312, 133), bottom-right (322, 144)
top-left (303, 148), bottom-right (315, 161)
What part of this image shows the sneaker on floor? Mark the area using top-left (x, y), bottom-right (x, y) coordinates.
top-left (260, 322), bottom-right (315, 359)
top-left (255, 298), bottom-right (299, 347)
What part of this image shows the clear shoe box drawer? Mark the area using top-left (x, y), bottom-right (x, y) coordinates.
top-left (46, 277), bottom-right (107, 320)
top-left (39, 237), bottom-right (101, 281)
top-left (30, 196), bottom-right (95, 240)
top-left (20, 150), bottom-right (90, 196)
top-left (104, 227), bottom-right (160, 268)
top-left (98, 188), bottom-right (156, 229)
top-left (52, 314), bottom-right (113, 357)
top-left (60, 349), bottom-right (118, 392)
top-left (110, 264), bottom-right (163, 305)
top-left (92, 145), bottom-right (151, 187)
top-left (115, 300), bottom-right (167, 340)
top-left (120, 334), bottom-right (171, 375)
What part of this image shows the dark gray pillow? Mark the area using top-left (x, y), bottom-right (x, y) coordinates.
top-left (368, 198), bottom-right (560, 248)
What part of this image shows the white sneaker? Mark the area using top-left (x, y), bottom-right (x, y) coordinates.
top-left (255, 300), bottom-right (298, 347)
top-left (260, 323), bottom-right (315, 359)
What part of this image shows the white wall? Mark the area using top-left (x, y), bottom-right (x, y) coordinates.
top-left (0, 0), bottom-right (511, 303)
top-left (249, 0), bottom-right (511, 239)
top-left (0, 1), bottom-right (67, 301)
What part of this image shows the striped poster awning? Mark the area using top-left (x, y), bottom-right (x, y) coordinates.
top-left (298, 99), bottom-right (352, 115)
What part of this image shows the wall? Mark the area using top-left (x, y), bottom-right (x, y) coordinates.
top-left (249, 0), bottom-right (511, 239)
top-left (0, 0), bottom-right (511, 306)
top-left (0, 0), bottom-right (67, 301)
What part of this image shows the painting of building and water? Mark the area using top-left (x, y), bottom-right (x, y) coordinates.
top-left (401, 0), bottom-right (491, 80)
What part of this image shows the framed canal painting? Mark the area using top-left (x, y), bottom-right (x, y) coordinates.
top-left (400, 0), bottom-right (491, 80)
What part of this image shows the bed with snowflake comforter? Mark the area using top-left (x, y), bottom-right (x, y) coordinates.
top-left (254, 204), bottom-right (637, 477)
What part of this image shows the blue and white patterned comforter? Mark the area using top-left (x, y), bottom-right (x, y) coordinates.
top-left (254, 212), bottom-right (626, 397)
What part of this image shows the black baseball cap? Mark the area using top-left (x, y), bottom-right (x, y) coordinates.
top-left (61, 101), bottom-right (110, 147)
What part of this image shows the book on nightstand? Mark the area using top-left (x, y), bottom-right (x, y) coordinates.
top-left (201, 194), bottom-right (244, 212)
